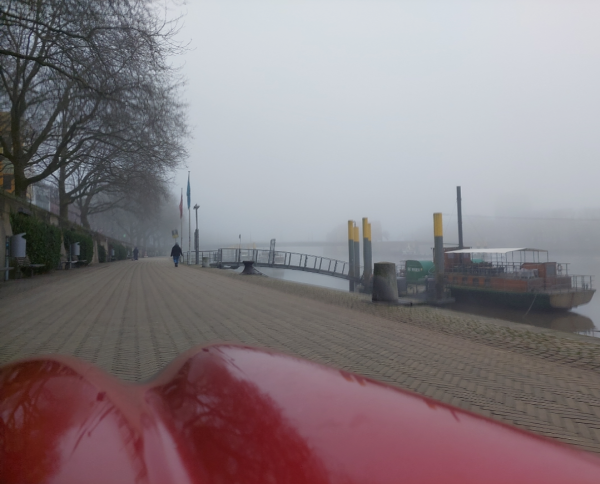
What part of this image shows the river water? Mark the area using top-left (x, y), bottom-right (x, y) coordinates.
top-left (239, 246), bottom-right (600, 338)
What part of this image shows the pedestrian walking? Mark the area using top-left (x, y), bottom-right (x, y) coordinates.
top-left (171, 242), bottom-right (183, 267)
top-left (133, 247), bottom-right (139, 261)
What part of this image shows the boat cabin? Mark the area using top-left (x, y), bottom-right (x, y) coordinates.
top-left (443, 248), bottom-right (574, 293)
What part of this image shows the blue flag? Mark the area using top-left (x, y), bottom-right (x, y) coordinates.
top-left (186, 172), bottom-right (191, 210)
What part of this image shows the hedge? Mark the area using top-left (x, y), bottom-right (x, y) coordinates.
top-left (10, 212), bottom-right (62, 271)
top-left (98, 244), bottom-right (107, 263)
top-left (63, 228), bottom-right (94, 263)
top-left (111, 243), bottom-right (128, 260)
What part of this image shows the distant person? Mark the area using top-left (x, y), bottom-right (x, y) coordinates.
top-left (133, 247), bottom-right (139, 261)
top-left (171, 242), bottom-right (183, 267)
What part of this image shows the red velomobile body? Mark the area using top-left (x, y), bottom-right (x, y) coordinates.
top-left (1, 344), bottom-right (600, 483)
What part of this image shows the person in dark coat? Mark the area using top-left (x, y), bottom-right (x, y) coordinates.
top-left (133, 247), bottom-right (139, 261)
top-left (171, 242), bottom-right (183, 267)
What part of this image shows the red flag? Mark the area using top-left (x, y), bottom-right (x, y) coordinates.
top-left (179, 192), bottom-right (183, 219)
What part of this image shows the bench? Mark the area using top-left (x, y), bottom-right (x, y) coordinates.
top-left (13, 257), bottom-right (45, 278)
top-left (60, 257), bottom-right (88, 269)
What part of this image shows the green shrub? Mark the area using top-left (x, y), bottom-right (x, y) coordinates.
top-left (98, 244), bottom-right (107, 263)
top-left (10, 213), bottom-right (62, 271)
top-left (111, 243), bottom-right (128, 260)
top-left (63, 228), bottom-right (94, 263)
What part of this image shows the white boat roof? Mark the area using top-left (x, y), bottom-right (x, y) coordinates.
top-left (446, 248), bottom-right (548, 254)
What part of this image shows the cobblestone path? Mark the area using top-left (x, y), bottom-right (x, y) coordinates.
top-left (2, 257), bottom-right (600, 454)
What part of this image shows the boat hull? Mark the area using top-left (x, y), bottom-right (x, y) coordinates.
top-left (448, 285), bottom-right (596, 310)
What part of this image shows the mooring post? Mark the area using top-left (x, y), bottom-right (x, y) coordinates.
top-left (348, 220), bottom-right (355, 292)
top-left (456, 186), bottom-right (463, 250)
top-left (433, 213), bottom-right (445, 301)
top-left (241, 260), bottom-right (259, 275)
top-left (362, 217), bottom-right (372, 286)
top-left (353, 225), bottom-right (360, 287)
top-left (372, 262), bottom-right (399, 302)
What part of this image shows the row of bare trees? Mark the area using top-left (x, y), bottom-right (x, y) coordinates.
top-left (0, 0), bottom-right (187, 231)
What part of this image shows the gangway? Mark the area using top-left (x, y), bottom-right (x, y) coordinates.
top-left (193, 248), bottom-right (356, 281)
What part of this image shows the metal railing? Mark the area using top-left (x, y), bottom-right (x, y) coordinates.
top-left (444, 274), bottom-right (594, 293)
top-left (182, 250), bottom-right (220, 266)
top-left (184, 248), bottom-right (353, 280)
top-left (569, 275), bottom-right (595, 292)
top-left (398, 260), bottom-right (594, 293)
top-left (444, 266), bottom-right (593, 293)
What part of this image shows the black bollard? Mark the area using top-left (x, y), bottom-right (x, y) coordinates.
top-left (241, 260), bottom-right (260, 275)
top-left (372, 262), bottom-right (399, 302)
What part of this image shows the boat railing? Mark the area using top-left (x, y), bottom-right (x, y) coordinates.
top-left (564, 275), bottom-right (594, 292)
top-left (446, 272), bottom-right (593, 292)
top-left (446, 261), bottom-right (576, 276)
top-left (401, 260), bottom-right (594, 292)
top-left (445, 262), bottom-right (522, 277)
top-left (530, 275), bottom-right (594, 293)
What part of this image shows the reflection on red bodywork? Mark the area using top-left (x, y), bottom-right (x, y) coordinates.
top-left (1, 344), bottom-right (600, 483)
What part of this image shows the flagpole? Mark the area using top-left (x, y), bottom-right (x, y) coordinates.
top-left (188, 171), bottom-right (191, 265)
top-left (180, 187), bottom-right (183, 257)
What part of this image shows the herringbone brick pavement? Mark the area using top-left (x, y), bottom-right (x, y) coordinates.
top-left (2, 257), bottom-right (600, 454)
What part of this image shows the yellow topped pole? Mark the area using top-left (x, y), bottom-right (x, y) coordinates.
top-left (433, 213), bottom-right (444, 300)
top-left (353, 224), bottom-right (360, 285)
top-left (362, 217), bottom-right (372, 285)
top-left (348, 220), bottom-right (355, 291)
top-left (433, 212), bottom-right (443, 238)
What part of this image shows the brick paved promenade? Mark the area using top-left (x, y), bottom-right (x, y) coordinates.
top-left (3, 257), bottom-right (600, 454)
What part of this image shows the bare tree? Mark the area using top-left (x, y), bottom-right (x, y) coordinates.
top-left (0, 0), bottom-right (187, 200)
top-left (51, 79), bottom-right (187, 224)
top-left (89, 179), bottom-right (175, 255)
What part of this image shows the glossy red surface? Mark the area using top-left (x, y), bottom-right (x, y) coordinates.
top-left (2, 344), bottom-right (600, 483)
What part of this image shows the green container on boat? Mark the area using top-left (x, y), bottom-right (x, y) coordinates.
top-left (405, 260), bottom-right (435, 284)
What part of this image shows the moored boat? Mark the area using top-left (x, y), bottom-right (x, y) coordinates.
top-left (443, 248), bottom-right (595, 310)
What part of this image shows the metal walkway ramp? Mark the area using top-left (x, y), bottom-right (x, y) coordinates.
top-left (196, 248), bottom-right (354, 281)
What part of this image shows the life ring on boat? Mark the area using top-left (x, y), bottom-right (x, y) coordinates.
top-left (557, 264), bottom-right (563, 272)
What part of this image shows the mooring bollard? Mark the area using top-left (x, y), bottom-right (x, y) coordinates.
top-left (372, 262), bottom-right (399, 302)
top-left (241, 260), bottom-right (260, 275)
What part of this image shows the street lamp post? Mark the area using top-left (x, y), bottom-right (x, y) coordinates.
top-left (193, 204), bottom-right (200, 265)
top-left (238, 234), bottom-right (241, 263)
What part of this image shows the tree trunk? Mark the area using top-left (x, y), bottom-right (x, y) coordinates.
top-left (11, 103), bottom-right (29, 199)
top-left (12, 163), bottom-right (29, 199)
top-left (79, 195), bottom-right (92, 229)
top-left (80, 210), bottom-right (90, 229)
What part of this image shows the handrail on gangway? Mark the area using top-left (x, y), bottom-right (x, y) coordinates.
top-left (191, 248), bottom-right (356, 281)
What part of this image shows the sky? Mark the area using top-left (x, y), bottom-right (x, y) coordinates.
top-left (169, 0), bottom-right (600, 246)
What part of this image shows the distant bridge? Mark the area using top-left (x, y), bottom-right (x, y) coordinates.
top-left (193, 248), bottom-right (356, 281)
